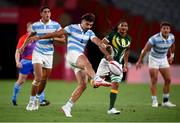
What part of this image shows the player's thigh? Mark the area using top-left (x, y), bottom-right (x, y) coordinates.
top-left (149, 68), bottom-right (159, 82)
top-left (159, 67), bottom-right (171, 82)
top-left (17, 73), bottom-right (28, 84)
top-left (76, 54), bottom-right (90, 69)
top-left (33, 63), bottom-right (43, 79)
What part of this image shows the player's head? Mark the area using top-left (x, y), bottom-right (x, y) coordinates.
top-left (160, 21), bottom-right (171, 38)
top-left (114, 21), bottom-right (128, 35)
top-left (26, 22), bottom-right (33, 33)
top-left (80, 13), bottom-right (95, 31)
top-left (40, 6), bottom-right (51, 23)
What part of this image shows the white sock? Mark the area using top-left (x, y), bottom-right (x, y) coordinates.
top-left (163, 93), bottom-right (169, 98)
top-left (152, 96), bottom-right (157, 102)
top-left (66, 99), bottom-right (74, 108)
top-left (30, 96), bottom-right (36, 101)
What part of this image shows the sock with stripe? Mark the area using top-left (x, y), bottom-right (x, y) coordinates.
top-left (163, 93), bottom-right (169, 103)
top-left (109, 89), bottom-right (118, 110)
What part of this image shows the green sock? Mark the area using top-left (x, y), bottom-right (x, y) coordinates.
top-left (109, 91), bottom-right (117, 110)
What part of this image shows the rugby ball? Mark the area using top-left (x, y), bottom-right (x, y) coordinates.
top-left (108, 61), bottom-right (122, 75)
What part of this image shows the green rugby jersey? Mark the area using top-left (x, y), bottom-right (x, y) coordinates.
top-left (105, 31), bottom-right (131, 63)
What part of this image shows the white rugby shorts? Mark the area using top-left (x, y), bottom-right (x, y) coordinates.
top-left (32, 50), bottom-right (53, 69)
top-left (148, 55), bottom-right (169, 69)
top-left (66, 51), bottom-right (84, 74)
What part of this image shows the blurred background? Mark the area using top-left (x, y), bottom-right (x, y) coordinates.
top-left (0, 0), bottom-right (180, 83)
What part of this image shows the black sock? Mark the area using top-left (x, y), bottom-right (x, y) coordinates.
top-left (163, 97), bottom-right (169, 103)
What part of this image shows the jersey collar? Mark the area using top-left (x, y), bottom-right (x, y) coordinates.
top-left (40, 19), bottom-right (51, 25)
top-left (160, 32), bottom-right (170, 41)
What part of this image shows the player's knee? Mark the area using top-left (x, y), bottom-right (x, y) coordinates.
top-left (151, 77), bottom-right (158, 84)
top-left (17, 80), bottom-right (25, 85)
top-left (164, 78), bottom-right (171, 85)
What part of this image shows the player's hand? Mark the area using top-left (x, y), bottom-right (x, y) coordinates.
top-left (28, 36), bottom-right (40, 43)
top-left (168, 57), bottom-right (174, 64)
top-left (106, 45), bottom-right (113, 54)
top-left (136, 61), bottom-right (142, 70)
top-left (16, 62), bottom-right (23, 68)
top-left (123, 63), bottom-right (128, 72)
top-left (18, 47), bottom-right (24, 54)
top-left (106, 55), bottom-right (113, 61)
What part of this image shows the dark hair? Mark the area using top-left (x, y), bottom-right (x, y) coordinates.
top-left (40, 6), bottom-right (50, 12)
top-left (113, 20), bottom-right (127, 32)
top-left (81, 13), bottom-right (95, 22)
top-left (160, 21), bottom-right (171, 28)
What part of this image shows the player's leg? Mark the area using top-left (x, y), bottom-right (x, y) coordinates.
top-left (159, 67), bottom-right (176, 107)
top-left (37, 53), bottom-right (53, 106)
top-left (37, 68), bottom-right (51, 106)
top-left (149, 68), bottom-right (159, 107)
top-left (107, 82), bottom-right (120, 114)
top-left (148, 55), bottom-right (160, 107)
top-left (38, 91), bottom-right (50, 106)
top-left (76, 54), bottom-right (111, 87)
top-left (37, 68), bottom-right (51, 94)
top-left (70, 70), bottom-right (88, 103)
top-left (26, 63), bottom-right (42, 111)
top-left (32, 63), bottom-right (42, 96)
top-left (12, 59), bottom-right (32, 106)
top-left (96, 58), bottom-right (121, 114)
top-left (12, 73), bottom-right (28, 105)
top-left (61, 70), bottom-right (88, 117)
top-left (76, 54), bottom-right (96, 77)
top-left (107, 73), bottom-right (123, 114)
top-left (39, 91), bottom-right (45, 104)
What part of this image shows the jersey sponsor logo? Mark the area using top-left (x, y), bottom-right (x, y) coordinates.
top-left (112, 36), bottom-right (130, 49)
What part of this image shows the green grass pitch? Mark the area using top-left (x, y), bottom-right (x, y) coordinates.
top-left (0, 80), bottom-right (179, 122)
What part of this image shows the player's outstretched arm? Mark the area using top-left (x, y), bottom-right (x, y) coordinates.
top-left (18, 33), bottom-right (34, 54)
top-left (28, 29), bottom-right (66, 43)
top-left (136, 42), bottom-right (152, 69)
top-left (91, 37), bottom-right (113, 61)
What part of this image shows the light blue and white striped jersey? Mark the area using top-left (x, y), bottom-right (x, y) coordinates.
top-left (148, 32), bottom-right (175, 58)
top-left (64, 24), bottom-right (96, 53)
top-left (32, 19), bottom-right (61, 55)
